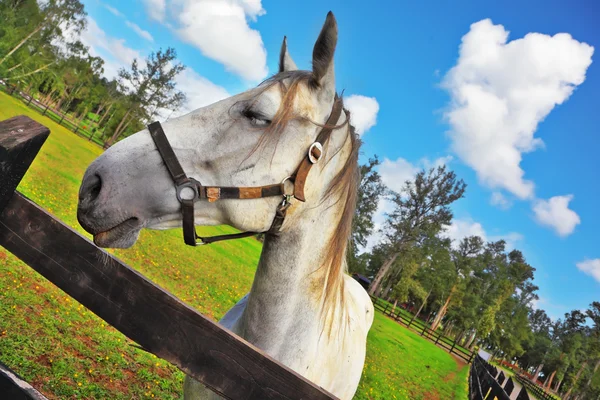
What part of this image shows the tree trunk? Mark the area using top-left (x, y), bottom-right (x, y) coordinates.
top-left (97, 102), bottom-right (114, 127)
top-left (555, 377), bottom-right (563, 393)
top-left (391, 299), bottom-right (398, 316)
top-left (5, 62), bottom-right (22, 73)
top-left (546, 370), bottom-right (557, 390)
top-left (444, 320), bottom-right (454, 336)
top-left (466, 330), bottom-right (477, 349)
top-left (0, 24), bottom-right (44, 66)
top-left (455, 329), bottom-right (466, 344)
top-left (4, 62), bottom-right (54, 80)
top-left (107, 109), bottom-right (132, 145)
top-left (532, 363), bottom-right (543, 383)
top-left (368, 252), bottom-right (399, 295)
top-left (564, 361), bottom-right (588, 400)
top-left (430, 285), bottom-right (456, 331)
top-left (415, 289), bottom-right (431, 320)
top-left (587, 359), bottom-right (600, 388)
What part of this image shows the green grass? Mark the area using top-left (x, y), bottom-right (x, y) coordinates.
top-left (0, 91), bottom-right (468, 399)
top-left (356, 312), bottom-right (469, 400)
top-left (374, 298), bottom-right (472, 357)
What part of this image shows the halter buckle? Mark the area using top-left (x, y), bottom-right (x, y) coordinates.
top-left (308, 142), bottom-right (323, 164)
top-left (176, 179), bottom-right (200, 203)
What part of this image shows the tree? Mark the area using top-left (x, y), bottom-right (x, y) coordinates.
top-left (347, 156), bottom-right (386, 274)
top-left (0, 0), bottom-right (86, 67)
top-left (107, 48), bottom-right (186, 145)
top-left (429, 235), bottom-right (483, 331)
top-left (368, 165), bottom-right (466, 295)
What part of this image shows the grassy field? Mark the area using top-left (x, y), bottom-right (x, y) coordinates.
top-left (0, 91), bottom-right (468, 399)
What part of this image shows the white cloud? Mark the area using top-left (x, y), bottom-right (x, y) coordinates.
top-left (125, 21), bottom-right (154, 42)
top-left (170, 68), bottom-right (230, 117)
top-left (442, 218), bottom-right (523, 249)
top-left (345, 95), bottom-right (379, 136)
top-left (379, 158), bottom-right (420, 193)
top-left (442, 19), bottom-right (594, 199)
top-left (379, 156), bottom-right (451, 194)
top-left (68, 16), bottom-right (229, 118)
top-left (576, 259), bottom-right (600, 284)
top-left (103, 4), bottom-right (124, 17)
top-left (490, 191), bottom-right (511, 210)
top-left (143, 0), bottom-right (167, 22)
top-left (65, 16), bottom-right (142, 78)
top-left (143, 0), bottom-right (268, 81)
top-left (532, 195), bottom-right (580, 237)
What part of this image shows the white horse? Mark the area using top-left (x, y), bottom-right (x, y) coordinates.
top-left (77, 12), bottom-right (373, 400)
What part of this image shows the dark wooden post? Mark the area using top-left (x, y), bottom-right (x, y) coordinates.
top-left (0, 116), bottom-right (50, 213)
top-left (26, 94), bottom-right (34, 106)
top-left (41, 104), bottom-right (49, 116)
top-left (0, 362), bottom-right (48, 400)
top-left (450, 340), bottom-right (457, 355)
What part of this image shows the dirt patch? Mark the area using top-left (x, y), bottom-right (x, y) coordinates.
top-left (443, 371), bottom-right (457, 382)
top-left (35, 354), bottom-right (52, 367)
top-left (422, 388), bottom-right (442, 400)
top-left (447, 351), bottom-right (468, 370)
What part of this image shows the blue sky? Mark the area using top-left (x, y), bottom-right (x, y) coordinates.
top-left (78, 0), bottom-right (599, 321)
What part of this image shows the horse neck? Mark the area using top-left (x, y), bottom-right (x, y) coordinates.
top-left (239, 124), bottom-right (352, 358)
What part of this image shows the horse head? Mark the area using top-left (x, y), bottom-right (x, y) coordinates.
top-left (77, 12), bottom-right (357, 252)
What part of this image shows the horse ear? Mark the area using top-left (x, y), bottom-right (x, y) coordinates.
top-left (312, 11), bottom-right (337, 93)
top-left (279, 36), bottom-right (298, 73)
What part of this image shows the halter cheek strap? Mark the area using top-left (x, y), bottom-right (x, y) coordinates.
top-left (148, 97), bottom-right (344, 246)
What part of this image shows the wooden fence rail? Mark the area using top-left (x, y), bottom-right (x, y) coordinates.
top-left (370, 295), bottom-right (476, 363)
top-left (515, 374), bottom-right (561, 400)
top-left (0, 82), bottom-right (105, 146)
top-left (0, 115), bottom-right (338, 400)
top-left (469, 355), bottom-right (530, 400)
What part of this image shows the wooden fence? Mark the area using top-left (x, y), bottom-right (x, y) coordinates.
top-left (469, 355), bottom-right (530, 400)
top-left (370, 295), bottom-right (476, 363)
top-left (0, 115), bottom-right (338, 399)
top-left (515, 374), bottom-right (561, 400)
top-left (0, 81), bottom-right (105, 146)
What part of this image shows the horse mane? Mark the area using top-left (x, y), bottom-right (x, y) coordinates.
top-left (252, 71), bottom-right (361, 329)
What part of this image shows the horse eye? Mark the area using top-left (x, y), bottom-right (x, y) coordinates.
top-left (243, 109), bottom-right (271, 127)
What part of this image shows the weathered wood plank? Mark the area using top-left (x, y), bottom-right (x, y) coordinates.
top-left (0, 361), bottom-right (48, 400)
top-left (0, 115), bottom-right (50, 213)
top-left (0, 192), bottom-right (338, 400)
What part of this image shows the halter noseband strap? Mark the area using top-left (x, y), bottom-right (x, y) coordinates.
top-left (148, 97), bottom-right (344, 246)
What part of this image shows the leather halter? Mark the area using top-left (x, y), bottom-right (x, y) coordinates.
top-left (148, 97), bottom-right (344, 246)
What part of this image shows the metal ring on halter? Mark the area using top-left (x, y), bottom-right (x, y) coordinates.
top-left (308, 142), bottom-right (323, 164)
top-left (280, 176), bottom-right (294, 205)
top-left (176, 179), bottom-right (200, 203)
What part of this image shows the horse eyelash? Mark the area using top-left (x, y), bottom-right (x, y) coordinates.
top-left (242, 108), bottom-right (272, 125)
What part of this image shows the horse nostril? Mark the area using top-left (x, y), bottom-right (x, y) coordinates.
top-left (89, 173), bottom-right (102, 202)
top-left (80, 173), bottom-right (103, 205)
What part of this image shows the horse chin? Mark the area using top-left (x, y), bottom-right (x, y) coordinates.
top-left (93, 218), bottom-right (143, 248)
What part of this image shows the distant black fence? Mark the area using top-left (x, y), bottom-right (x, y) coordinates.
top-left (0, 81), bottom-right (105, 146)
top-left (370, 295), bottom-right (476, 363)
top-left (469, 355), bottom-right (530, 400)
top-left (515, 374), bottom-right (560, 400)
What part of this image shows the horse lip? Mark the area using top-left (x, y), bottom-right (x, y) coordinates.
top-left (92, 217), bottom-right (142, 247)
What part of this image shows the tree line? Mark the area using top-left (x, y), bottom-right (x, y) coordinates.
top-left (349, 157), bottom-right (599, 398)
top-left (0, 0), bottom-right (185, 146)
